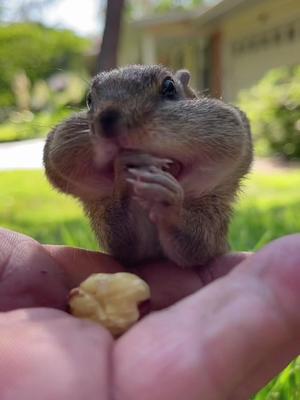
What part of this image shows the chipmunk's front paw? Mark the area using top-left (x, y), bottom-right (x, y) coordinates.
top-left (127, 166), bottom-right (184, 225)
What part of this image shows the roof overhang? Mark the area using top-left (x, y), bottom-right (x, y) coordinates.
top-left (133, 0), bottom-right (255, 29)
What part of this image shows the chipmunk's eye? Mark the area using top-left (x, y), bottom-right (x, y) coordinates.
top-left (161, 77), bottom-right (177, 99)
top-left (86, 92), bottom-right (93, 110)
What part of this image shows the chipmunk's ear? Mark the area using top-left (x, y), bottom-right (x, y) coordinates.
top-left (175, 69), bottom-right (198, 99)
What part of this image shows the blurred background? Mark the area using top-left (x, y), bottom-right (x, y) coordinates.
top-left (0, 1), bottom-right (299, 396)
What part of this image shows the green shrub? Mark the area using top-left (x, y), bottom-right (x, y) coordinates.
top-left (0, 23), bottom-right (90, 108)
top-left (238, 66), bottom-right (300, 160)
top-left (0, 108), bottom-right (72, 142)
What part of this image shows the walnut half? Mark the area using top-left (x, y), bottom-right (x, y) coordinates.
top-left (69, 272), bottom-right (151, 337)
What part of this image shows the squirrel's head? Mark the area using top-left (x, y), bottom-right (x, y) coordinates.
top-left (44, 65), bottom-right (252, 202)
top-left (87, 65), bottom-right (197, 140)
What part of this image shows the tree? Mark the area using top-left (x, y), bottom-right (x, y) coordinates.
top-left (0, 23), bottom-right (89, 107)
top-left (96, 0), bottom-right (204, 73)
top-left (97, 0), bottom-right (126, 73)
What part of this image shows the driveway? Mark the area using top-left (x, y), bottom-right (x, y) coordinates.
top-left (0, 139), bottom-right (45, 170)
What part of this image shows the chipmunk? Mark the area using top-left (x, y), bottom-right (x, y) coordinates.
top-left (44, 64), bottom-right (253, 268)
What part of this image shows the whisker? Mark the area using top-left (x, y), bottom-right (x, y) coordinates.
top-left (50, 134), bottom-right (91, 153)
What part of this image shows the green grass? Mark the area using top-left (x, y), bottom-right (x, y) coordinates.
top-left (0, 170), bottom-right (97, 249)
top-left (0, 169), bottom-right (299, 250)
top-left (0, 168), bottom-right (299, 399)
top-left (229, 170), bottom-right (300, 251)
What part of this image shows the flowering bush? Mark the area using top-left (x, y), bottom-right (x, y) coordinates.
top-left (238, 66), bottom-right (300, 160)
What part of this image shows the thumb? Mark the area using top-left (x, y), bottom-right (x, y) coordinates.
top-left (114, 235), bottom-right (300, 400)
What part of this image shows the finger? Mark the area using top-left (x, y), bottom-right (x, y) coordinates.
top-left (119, 152), bottom-right (172, 169)
top-left (128, 168), bottom-right (179, 192)
top-left (114, 234), bottom-right (300, 400)
top-left (0, 228), bottom-right (123, 310)
top-left (197, 252), bottom-right (252, 284)
top-left (0, 308), bottom-right (112, 400)
top-left (127, 180), bottom-right (177, 204)
top-left (231, 340), bottom-right (299, 399)
top-left (44, 245), bottom-right (124, 288)
top-left (133, 253), bottom-right (250, 309)
top-left (0, 228), bottom-right (68, 310)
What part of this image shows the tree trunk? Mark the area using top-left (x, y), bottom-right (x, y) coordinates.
top-left (97, 0), bottom-right (125, 73)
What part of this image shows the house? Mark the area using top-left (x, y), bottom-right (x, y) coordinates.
top-left (120, 0), bottom-right (300, 101)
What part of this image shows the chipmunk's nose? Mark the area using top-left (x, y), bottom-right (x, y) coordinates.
top-left (98, 108), bottom-right (123, 138)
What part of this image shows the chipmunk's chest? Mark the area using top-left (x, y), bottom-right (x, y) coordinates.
top-left (130, 203), bottom-right (161, 261)
top-left (101, 200), bottom-right (163, 266)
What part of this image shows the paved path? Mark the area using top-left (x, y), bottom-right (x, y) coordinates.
top-left (0, 139), bottom-right (45, 170)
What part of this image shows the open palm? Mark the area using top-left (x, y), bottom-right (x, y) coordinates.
top-left (0, 227), bottom-right (300, 400)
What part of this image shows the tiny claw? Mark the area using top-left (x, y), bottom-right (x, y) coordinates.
top-left (128, 168), bottom-right (144, 176)
top-left (126, 178), bottom-right (137, 185)
top-left (159, 159), bottom-right (173, 168)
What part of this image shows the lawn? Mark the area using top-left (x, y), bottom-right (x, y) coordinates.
top-left (0, 169), bottom-right (98, 249)
top-left (0, 168), bottom-right (299, 251)
top-left (0, 167), bottom-right (299, 399)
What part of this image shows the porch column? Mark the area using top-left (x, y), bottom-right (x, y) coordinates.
top-left (142, 33), bottom-right (156, 65)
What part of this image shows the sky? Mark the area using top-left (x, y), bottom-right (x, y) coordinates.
top-left (42, 0), bottom-right (101, 37)
top-left (3, 0), bottom-right (215, 37)
top-left (41, 0), bottom-right (214, 37)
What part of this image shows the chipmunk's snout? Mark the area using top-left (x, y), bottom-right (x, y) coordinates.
top-left (94, 108), bottom-right (124, 138)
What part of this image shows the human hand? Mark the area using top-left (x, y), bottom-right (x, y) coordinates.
top-left (0, 228), bottom-right (299, 400)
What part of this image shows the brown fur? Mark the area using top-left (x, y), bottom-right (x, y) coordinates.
top-left (44, 65), bottom-right (253, 267)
